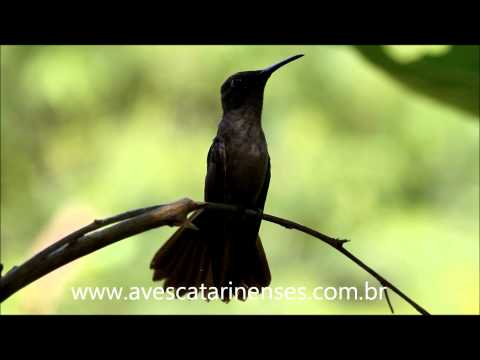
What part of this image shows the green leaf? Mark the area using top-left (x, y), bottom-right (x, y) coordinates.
top-left (355, 45), bottom-right (479, 117)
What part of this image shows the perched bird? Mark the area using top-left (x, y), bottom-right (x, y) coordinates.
top-left (151, 54), bottom-right (304, 301)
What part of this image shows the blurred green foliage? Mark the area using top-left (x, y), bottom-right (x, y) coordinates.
top-left (356, 45), bottom-right (479, 116)
top-left (1, 45), bottom-right (478, 314)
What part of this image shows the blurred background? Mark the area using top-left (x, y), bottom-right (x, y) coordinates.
top-left (1, 45), bottom-right (478, 314)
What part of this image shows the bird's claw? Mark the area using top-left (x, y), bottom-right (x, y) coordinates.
top-left (183, 220), bottom-right (199, 231)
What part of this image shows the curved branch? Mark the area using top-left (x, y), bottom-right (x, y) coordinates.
top-left (0, 198), bottom-right (198, 302)
top-left (0, 198), bottom-right (430, 314)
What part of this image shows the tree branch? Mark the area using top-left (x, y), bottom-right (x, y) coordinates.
top-left (0, 198), bottom-right (430, 314)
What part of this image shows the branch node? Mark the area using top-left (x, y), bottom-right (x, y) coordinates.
top-left (150, 197), bottom-right (198, 227)
top-left (335, 238), bottom-right (350, 247)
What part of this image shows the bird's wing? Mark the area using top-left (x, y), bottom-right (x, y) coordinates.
top-left (255, 155), bottom-right (270, 211)
top-left (204, 136), bottom-right (227, 203)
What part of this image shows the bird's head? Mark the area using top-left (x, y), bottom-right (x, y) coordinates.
top-left (220, 54), bottom-right (304, 113)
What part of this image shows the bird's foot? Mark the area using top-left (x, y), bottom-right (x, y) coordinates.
top-left (254, 207), bottom-right (264, 219)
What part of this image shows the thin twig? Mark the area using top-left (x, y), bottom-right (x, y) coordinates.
top-left (199, 201), bottom-right (428, 314)
top-left (0, 198), bottom-right (429, 314)
top-left (30, 204), bottom-right (165, 263)
top-left (384, 289), bottom-right (395, 314)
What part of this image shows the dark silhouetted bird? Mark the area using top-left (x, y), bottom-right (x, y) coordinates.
top-left (150, 54), bottom-right (304, 301)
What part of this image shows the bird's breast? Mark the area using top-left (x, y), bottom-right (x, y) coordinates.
top-left (226, 134), bottom-right (268, 205)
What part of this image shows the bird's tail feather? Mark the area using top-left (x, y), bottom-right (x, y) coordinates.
top-left (150, 209), bottom-right (271, 302)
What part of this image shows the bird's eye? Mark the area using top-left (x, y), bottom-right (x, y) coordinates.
top-left (230, 78), bottom-right (241, 88)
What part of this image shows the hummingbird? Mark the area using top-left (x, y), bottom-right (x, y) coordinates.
top-left (150, 54), bottom-right (304, 302)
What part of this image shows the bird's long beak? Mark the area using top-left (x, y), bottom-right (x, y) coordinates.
top-left (260, 54), bottom-right (304, 77)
